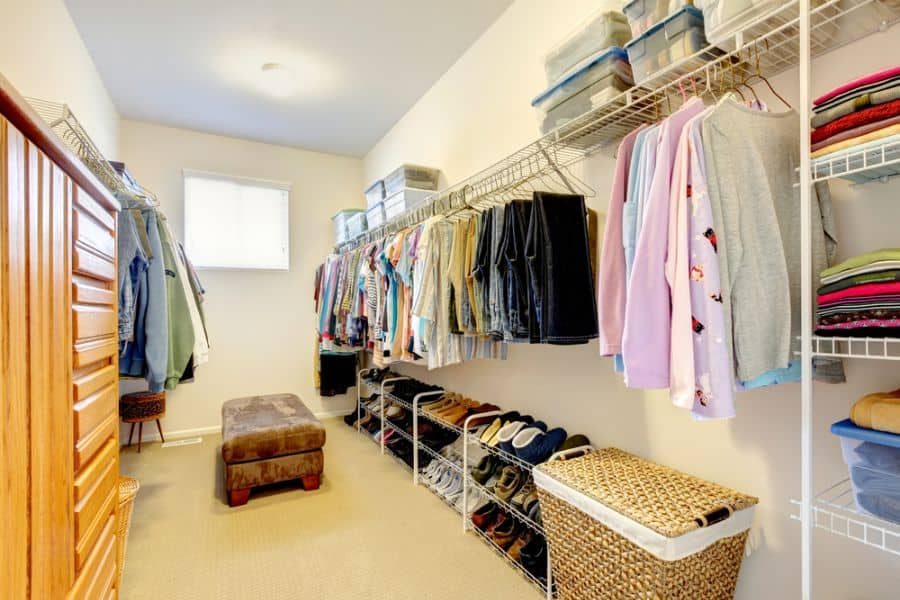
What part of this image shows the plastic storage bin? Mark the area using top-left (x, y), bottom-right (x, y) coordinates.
top-left (545, 11), bottom-right (632, 84)
top-left (534, 448), bottom-right (758, 599)
top-left (624, 0), bottom-right (694, 37)
top-left (332, 209), bottom-right (365, 245)
top-left (384, 188), bottom-right (431, 219)
top-left (625, 6), bottom-right (707, 85)
top-left (832, 419), bottom-right (900, 524)
top-left (541, 74), bottom-right (632, 133)
top-left (383, 164), bottom-right (440, 197)
top-left (365, 179), bottom-right (385, 209)
top-left (703, 0), bottom-right (780, 47)
top-left (347, 211), bottom-right (367, 239)
top-left (366, 203), bottom-right (386, 230)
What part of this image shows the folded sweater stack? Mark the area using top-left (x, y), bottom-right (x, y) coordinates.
top-left (811, 66), bottom-right (900, 160)
top-left (816, 249), bottom-right (900, 337)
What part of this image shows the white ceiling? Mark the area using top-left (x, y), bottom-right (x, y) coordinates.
top-left (65, 0), bottom-right (512, 156)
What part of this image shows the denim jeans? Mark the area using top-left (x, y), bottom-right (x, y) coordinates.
top-left (499, 199), bottom-right (533, 341)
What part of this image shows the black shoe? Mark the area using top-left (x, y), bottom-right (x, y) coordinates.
top-left (519, 534), bottom-right (548, 581)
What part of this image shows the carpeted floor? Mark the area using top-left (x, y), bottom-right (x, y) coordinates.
top-left (119, 418), bottom-right (539, 599)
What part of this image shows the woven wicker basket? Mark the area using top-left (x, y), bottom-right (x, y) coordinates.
top-left (116, 477), bottom-right (140, 590)
top-left (534, 448), bottom-right (758, 600)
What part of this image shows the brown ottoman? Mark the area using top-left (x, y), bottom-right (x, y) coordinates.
top-left (221, 394), bottom-right (326, 506)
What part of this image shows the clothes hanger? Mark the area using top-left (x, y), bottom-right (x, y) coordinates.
top-left (744, 40), bottom-right (792, 110)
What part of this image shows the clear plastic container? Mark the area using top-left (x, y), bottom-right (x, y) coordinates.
top-left (832, 419), bottom-right (900, 524)
top-left (384, 188), bottom-right (432, 219)
top-left (332, 209), bottom-right (364, 245)
top-left (541, 74), bottom-right (632, 134)
top-left (383, 164), bottom-right (440, 197)
top-left (702, 0), bottom-right (780, 48)
top-left (347, 211), bottom-right (367, 239)
top-left (545, 10), bottom-right (632, 84)
top-left (365, 179), bottom-right (385, 209)
top-left (533, 47), bottom-right (632, 114)
top-left (623, 0), bottom-right (694, 37)
top-left (366, 203), bottom-right (386, 230)
top-left (625, 6), bottom-right (707, 85)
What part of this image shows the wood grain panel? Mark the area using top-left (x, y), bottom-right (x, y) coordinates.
top-left (74, 209), bottom-right (115, 260)
top-left (73, 306), bottom-right (116, 341)
top-left (74, 458), bottom-right (116, 542)
top-left (73, 247), bottom-right (115, 282)
top-left (75, 414), bottom-right (116, 472)
top-left (74, 479), bottom-right (115, 572)
top-left (73, 337), bottom-right (116, 370)
top-left (28, 140), bottom-right (76, 598)
top-left (74, 386), bottom-right (116, 447)
top-left (73, 279), bottom-right (115, 306)
top-left (69, 514), bottom-right (114, 600)
top-left (74, 439), bottom-right (116, 504)
top-left (73, 188), bottom-right (115, 231)
top-left (0, 114), bottom-right (30, 600)
top-left (73, 364), bottom-right (117, 404)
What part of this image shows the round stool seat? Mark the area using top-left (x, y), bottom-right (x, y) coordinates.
top-left (120, 391), bottom-right (166, 452)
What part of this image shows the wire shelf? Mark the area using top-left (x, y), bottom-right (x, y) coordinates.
top-left (468, 476), bottom-right (545, 535)
top-left (812, 136), bottom-right (900, 183)
top-left (809, 335), bottom-right (900, 360)
top-left (420, 443), bottom-right (464, 474)
top-left (383, 421), bottom-right (415, 445)
top-left (337, 0), bottom-right (900, 251)
top-left (791, 479), bottom-right (900, 556)
top-left (418, 407), bottom-right (466, 436)
top-left (421, 479), bottom-right (465, 515)
top-left (470, 526), bottom-right (554, 598)
top-left (467, 435), bottom-right (538, 473)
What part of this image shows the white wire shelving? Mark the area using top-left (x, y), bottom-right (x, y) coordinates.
top-left (790, 479), bottom-right (900, 556)
top-left (337, 0), bottom-right (900, 252)
top-left (809, 335), bottom-right (900, 360)
top-left (811, 136), bottom-right (900, 183)
top-left (468, 477), bottom-right (545, 534)
top-left (470, 525), bottom-right (554, 597)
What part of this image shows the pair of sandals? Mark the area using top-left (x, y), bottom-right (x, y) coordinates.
top-left (423, 394), bottom-right (500, 428)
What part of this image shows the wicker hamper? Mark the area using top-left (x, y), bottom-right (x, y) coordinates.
top-left (116, 477), bottom-right (140, 590)
top-left (534, 448), bottom-right (758, 600)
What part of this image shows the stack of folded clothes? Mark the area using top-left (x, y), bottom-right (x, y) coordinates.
top-left (816, 249), bottom-right (900, 337)
top-left (810, 65), bottom-right (900, 180)
top-left (852, 388), bottom-right (900, 436)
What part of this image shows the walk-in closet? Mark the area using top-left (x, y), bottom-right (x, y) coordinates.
top-left (2, 1), bottom-right (899, 598)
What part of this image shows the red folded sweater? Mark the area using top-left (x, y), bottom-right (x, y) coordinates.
top-left (811, 98), bottom-right (900, 144)
top-left (818, 281), bottom-right (900, 306)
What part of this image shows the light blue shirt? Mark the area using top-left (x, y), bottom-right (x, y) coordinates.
top-left (623, 125), bottom-right (659, 283)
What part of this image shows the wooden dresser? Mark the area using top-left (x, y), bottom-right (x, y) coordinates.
top-left (0, 75), bottom-right (121, 599)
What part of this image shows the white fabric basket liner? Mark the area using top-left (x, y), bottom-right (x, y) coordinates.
top-left (533, 467), bottom-right (755, 562)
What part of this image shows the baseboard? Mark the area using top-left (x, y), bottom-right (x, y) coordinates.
top-left (120, 410), bottom-right (354, 446)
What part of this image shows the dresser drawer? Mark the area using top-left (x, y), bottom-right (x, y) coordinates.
top-left (73, 306), bottom-right (116, 342)
top-left (74, 337), bottom-right (117, 369)
top-left (75, 413), bottom-right (116, 471)
top-left (74, 364), bottom-right (117, 403)
top-left (74, 457), bottom-right (116, 543)
top-left (74, 486), bottom-right (115, 572)
top-left (74, 384), bottom-right (117, 443)
top-left (73, 280), bottom-right (116, 307)
top-left (70, 513), bottom-right (116, 600)
top-left (74, 438), bottom-right (116, 503)
top-left (74, 246), bottom-right (115, 283)
top-left (75, 208), bottom-right (115, 261)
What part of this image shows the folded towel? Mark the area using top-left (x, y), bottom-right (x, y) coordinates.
top-left (812, 98), bottom-right (900, 143)
top-left (814, 66), bottom-right (900, 106)
top-left (852, 391), bottom-right (900, 436)
top-left (811, 86), bottom-right (900, 129)
top-left (821, 250), bottom-right (900, 281)
top-left (811, 123), bottom-right (900, 158)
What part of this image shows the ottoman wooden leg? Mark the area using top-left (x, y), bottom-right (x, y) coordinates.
top-left (229, 488), bottom-right (251, 507)
top-left (301, 474), bottom-right (321, 491)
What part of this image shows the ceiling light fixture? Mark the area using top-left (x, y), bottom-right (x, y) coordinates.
top-left (259, 62), bottom-right (297, 98)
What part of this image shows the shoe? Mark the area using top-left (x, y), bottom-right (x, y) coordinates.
top-left (522, 490), bottom-right (540, 515)
top-left (513, 427), bottom-right (568, 465)
top-left (486, 510), bottom-right (511, 537)
top-left (519, 534), bottom-right (548, 581)
top-left (511, 480), bottom-right (535, 513)
top-left (471, 455), bottom-right (498, 485)
top-left (507, 528), bottom-right (533, 562)
top-left (456, 404), bottom-right (503, 428)
top-left (527, 500), bottom-right (542, 526)
top-left (490, 514), bottom-right (521, 550)
top-left (385, 404), bottom-right (405, 420)
top-left (472, 502), bottom-right (500, 530)
top-left (557, 434), bottom-right (591, 453)
top-left (495, 421), bottom-right (529, 455)
top-left (494, 466), bottom-right (525, 502)
top-left (479, 418), bottom-right (504, 444)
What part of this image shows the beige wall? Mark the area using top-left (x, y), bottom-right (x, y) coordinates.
top-left (0, 0), bottom-right (119, 157)
top-left (119, 120), bottom-right (363, 436)
top-left (364, 1), bottom-right (900, 598)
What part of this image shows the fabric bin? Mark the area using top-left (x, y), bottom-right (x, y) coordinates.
top-left (384, 164), bottom-right (440, 196)
top-left (625, 5), bottom-right (708, 85)
top-left (332, 209), bottom-right (364, 245)
top-left (702, 0), bottom-right (780, 48)
top-left (365, 179), bottom-right (385, 209)
top-left (384, 188), bottom-right (431, 219)
top-left (832, 419), bottom-right (900, 524)
top-left (534, 448), bottom-right (758, 599)
top-left (624, 0), bottom-right (694, 38)
top-left (545, 10), bottom-right (632, 84)
top-left (366, 203), bottom-right (386, 230)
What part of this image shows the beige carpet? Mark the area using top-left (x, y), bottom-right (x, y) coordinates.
top-left (119, 418), bottom-right (540, 599)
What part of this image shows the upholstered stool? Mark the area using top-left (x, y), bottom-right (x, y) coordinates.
top-left (120, 391), bottom-right (166, 453)
top-left (221, 393), bottom-right (326, 507)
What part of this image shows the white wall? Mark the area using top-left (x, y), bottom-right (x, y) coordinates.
top-left (364, 1), bottom-right (900, 598)
top-left (0, 0), bottom-right (119, 157)
top-left (119, 120), bottom-right (363, 436)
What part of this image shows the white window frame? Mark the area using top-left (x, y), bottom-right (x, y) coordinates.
top-left (183, 168), bottom-right (292, 271)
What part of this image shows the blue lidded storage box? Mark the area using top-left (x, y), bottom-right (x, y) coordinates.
top-left (831, 419), bottom-right (900, 524)
top-left (624, 5), bottom-right (707, 85)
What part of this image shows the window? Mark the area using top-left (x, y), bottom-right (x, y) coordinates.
top-left (184, 170), bottom-right (291, 270)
